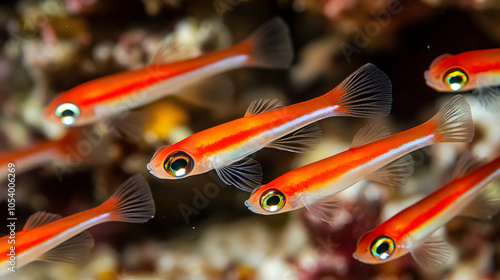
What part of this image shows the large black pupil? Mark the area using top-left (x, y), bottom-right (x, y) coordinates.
top-left (171, 158), bottom-right (188, 171)
top-left (449, 75), bottom-right (463, 84)
top-left (377, 242), bottom-right (389, 255)
top-left (62, 110), bottom-right (75, 117)
top-left (266, 195), bottom-right (280, 206)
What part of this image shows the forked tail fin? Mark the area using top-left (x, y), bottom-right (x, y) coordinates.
top-left (243, 17), bottom-right (293, 69)
top-left (101, 174), bottom-right (156, 223)
top-left (427, 95), bottom-right (474, 143)
top-left (325, 63), bottom-right (392, 118)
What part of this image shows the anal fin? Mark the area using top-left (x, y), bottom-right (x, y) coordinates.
top-left (39, 231), bottom-right (94, 264)
top-left (453, 151), bottom-right (482, 179)
top-left (267, 123), bottom-right (322, 153)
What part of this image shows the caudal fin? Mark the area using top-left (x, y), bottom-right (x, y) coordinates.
top-left (326, 63), bottom-right (392, 118)
top-left (244, 17), bottom-right (293, 69)
top-left (102, 174), bottom-right (156, 223)
top-left (428, 95), bottom-right (474, 143)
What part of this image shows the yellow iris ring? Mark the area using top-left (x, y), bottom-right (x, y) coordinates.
top-left (370, 236), bottom-right (395, 261)
top-left (444, 69), bottom-right (468, 91)
top-left (260, 189), bottom-right (286, 212)
top-left (164, 152), bottom-right (194, 177)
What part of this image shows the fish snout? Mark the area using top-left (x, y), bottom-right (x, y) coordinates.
top-left (244, 199), bottom-right (260, 214)
top-left (147, 163), bottom-right (168, 179)
top-left (424, 70), bottom-right (434, 87)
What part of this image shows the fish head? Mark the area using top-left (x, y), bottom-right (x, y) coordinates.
top-left (353, 229), bottom-right (406, 265)
top-left (425, 53), bottom-right (473, 92)
top-left (44, 94), bottom-right (95, 127)
top-left (147, 145), bottom-right (199, 180)
top-left (245, 183), bottom-right (295, 215)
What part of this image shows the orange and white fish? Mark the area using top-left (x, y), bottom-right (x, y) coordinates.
top-left (43, 17), bottom-right (293, 126)
top-left (353, 154), bottom-right (500, 271)
top-left (245, 95), bottom-right (474, 224)
top-left (424, 49), bottom-right (500, 111)
top-left (0, 175), bottom-right (155, 274)
top-left (0, 128), bottom-right (112, 181)
top-left (0, 129), bottom-right (80, 180)
top-left (147, 63), bottom-right (393, 191)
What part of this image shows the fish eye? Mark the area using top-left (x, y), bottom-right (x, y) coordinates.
top-left (370, 236), bottom-right (395, 261)
top-left (260, 189), bottom-right (286, 212)
top-left (55, 103), bottom-right (80, 125)
top-left (443, 68), bottom-right (468, 91)
top-left (164, 152), bottom-right (194, 177)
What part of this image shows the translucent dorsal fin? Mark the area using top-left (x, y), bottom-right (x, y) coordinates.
top-left (351, 123), bottom-right (391, 148)
top-left (245, 99), bottom-right (283, 116)
top-left (23, 211), bottom-right (62, 231)
top-left (151, 39), bottom-right (201, 64)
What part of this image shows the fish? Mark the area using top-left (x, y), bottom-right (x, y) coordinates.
top-left (353, 153), bottom-right (500, 271)
top-left (0, 174), bottom-right (155, 274)
top-left (245, 95), bottom-right (474, 224)
top-left (424, 49), bottom-right (500, 112)
top-left (147, 63), bottom-right (393, 191)
top-left (0, 129), bottom-right (80, 180)
top-left (43, 17), bottom-right (294, 127)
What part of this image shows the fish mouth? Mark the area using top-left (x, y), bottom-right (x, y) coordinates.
top-left (244, 200), bottom-right (258, 213)
top-left (423, 70), bottom-right (445, 91)
top-left (423, 70), bottom-right (434, 87)
top-left (147, 163), bottom-right (165, 179)
top-left (352, 253), bottom-right (359, 260)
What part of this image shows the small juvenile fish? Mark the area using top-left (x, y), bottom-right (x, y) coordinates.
top-left (43, 17), bottom-right (293, 126)
top-left (147, 63), bottom-right (392, 191)
top-left (353, 154), bottom-right (500, 271)
top-left (245, 95), bottom-right (474, 224)
top-left (0, 175), bottom-right (155, 274)
top-left (424, 49), bottom-right (500, 111)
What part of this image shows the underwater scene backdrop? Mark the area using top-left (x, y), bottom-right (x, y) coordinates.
top-left (1, 0), bottom-right (500, 279)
